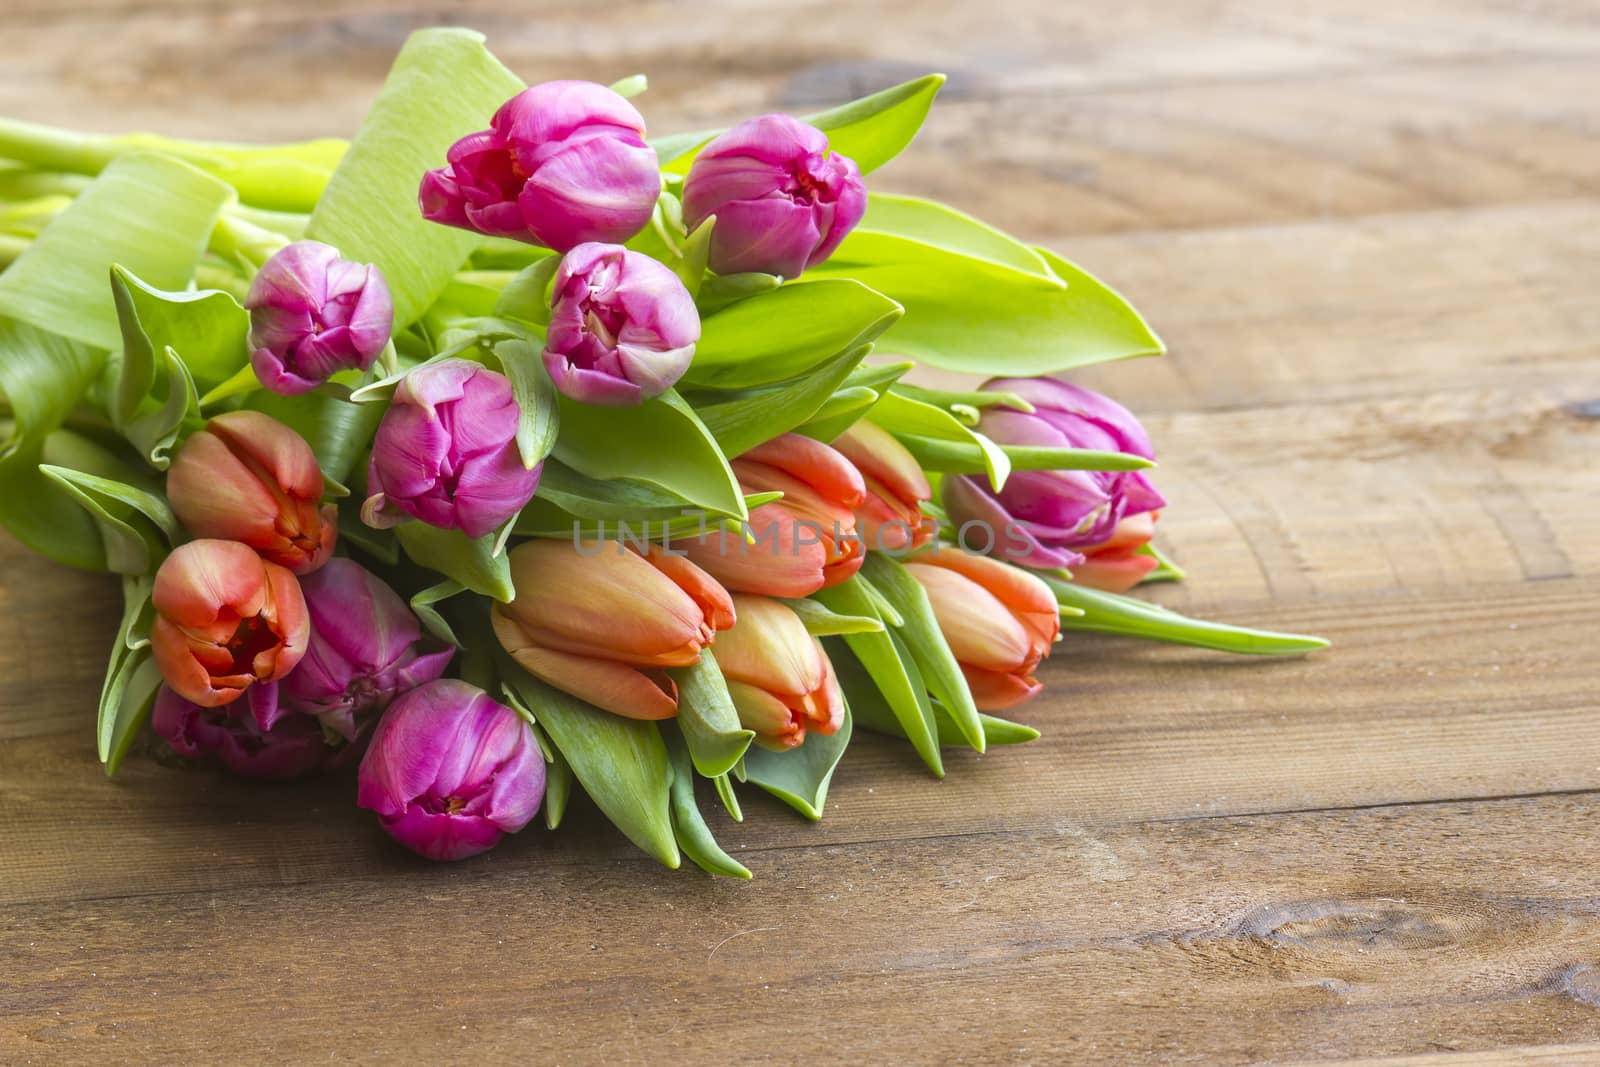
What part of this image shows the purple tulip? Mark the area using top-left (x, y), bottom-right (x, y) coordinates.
top-left (419, 81), bottom-right (660, 252)
top-left (281, 558), bottom-right (455, 741)
top-left (682, 114), bottom-right (867, 279)
top-left (942, 378), bottom-right (1166, 570)
top-left (246, 240), bottom-right (393, 396)
top-left (152, 686), bottom-right (337, 780)
top-left (356, 680), bottom-right (544, 861)
top-left (363, 359), bottom-right (542, 539)
top-left (543, 243), bottom-right (700, 405)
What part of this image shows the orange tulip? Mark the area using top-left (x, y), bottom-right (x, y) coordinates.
top-left (832, 420), bottom-right (933, 553)
top-left (675, 433), bottom-right (865, 597)
top-left (166, 410), bottom-right (336, 575)
top-left (151, 539), bottom-right (310, 708)
top-left (902, 549), bottom-right (1060, 711)
top-left (1071, 512), bottom-right (1161, 593)
top-left (493, 539), bottom-right (735, 720)
top-left (715, 595), bottom-right (845, 750)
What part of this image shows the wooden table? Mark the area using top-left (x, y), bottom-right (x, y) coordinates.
top-left (3, 2), bottom-right (1597, 1062)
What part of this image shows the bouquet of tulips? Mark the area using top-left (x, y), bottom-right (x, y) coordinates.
top-left (0, 29), bottom-right (1323, 872)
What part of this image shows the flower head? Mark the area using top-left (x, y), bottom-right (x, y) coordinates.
top-left (152, 686), bottom-right (338, 780)
top-left (831, 420), bottom-right (933, 553)
top-left (714, 595), bottom-right (844, 749)
top-left (246, 240), bottom-right (392, 396)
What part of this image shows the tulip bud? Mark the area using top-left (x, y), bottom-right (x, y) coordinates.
top-left (419, 81), bottom-right (660, 252)
top-left (281, 558), bottom-right (455, 740)
top-left (357, 680), bottom-right (544, 861)
top-left (903, 549), bottom-right (1060, 711)
top-left (543, 243), bottom-right (699, 405)
top-left (152, 686), bottom-right (335, 780)
top-left (363, 358), bottom-right (542, 539)
top-left (682, 114), bottom-right (867, 279)
top-left (715, 594), bottom-right (844, 750)
top-left (245, 240), bottom-right (393, 396)
top-left (492, 539), bottom-right (734, 720)
top-left (941, 378), bottom-right (1166, 572)
top-left (831, 420), bottom-right (934, 553)
top-left (166, 411), bottom-right (337, 575)
top-left (669, 432), bottom-right (865, 598)
top-left (150, 539), bottom-right (310, 708)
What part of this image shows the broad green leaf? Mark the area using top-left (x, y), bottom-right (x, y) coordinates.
top-left (740, 703), bottom-right (853, 821)
top-left (553, 389), bottom-right (745, 519)
top-left (247, 387), bottom-right (383, 484)
top-left (1044, 576), bottom-right (1329, 655)
top-left (40, 465), bottom-right (176, 575)
top-left (110, 265), bottom-right (250, 400)
top-left (814, 576), bottom-right (942, 776)
top-left (895, 433), bottom-right (1154, 474)
top-left (0, 153), bottom-right (233, 349)
top-left (500, 661), bottom-right (679, 868)
top-left (687, 343), bottom-right (872, 456)
top-left (396, 522), bottom-right (515, 603)
top-left (670, 650), bottom-right (755, 779)
top-left (843, 645), bottom-right (1039, 748)
top-left (870, 389), bottom-right (1010, 490)
top-left (491, 335), bottom-right (559, 469)
top-left (122, 346), bottom-right (198, 469)
top-left (105, 657), bottom-right (162, 777)
top-left (796, 385), bottom-right (880, 442)
top-left (779, 597), bottom-right (884, 636)
top-left (492, 254), bottom-right (559, 325)
top-left (98, 574), bottom-right (156, 771)
top-left (306, 28), bottom-right (524, 328)
top-left (696, 271), bottom-right (781, 315)
top-left (665, 728), bottom-right (751, 879)
top-left (409, 579), bottom-right (469, 647)
top-left (683, 279), bottom-right (901, 389)
top-left (811, 235), bottom-right (1164, 376)
top-left (861, 194), bottom-right (1052, 278)
top-left (658, 73), bottom-right (944, 175)
top-left (0, 318), bottom-right (110, 569)
top-left (860, 553), bottom-right (984, 752)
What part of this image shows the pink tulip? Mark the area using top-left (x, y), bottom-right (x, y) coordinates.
top-left (715, 594), bottom-right (844, 750)
top-left (357, 680), bottom-right (544, 861)
top-left (942, 378), bottom-right (1165, 572)
top-left (152, 686), bottom-right (338, 780)
top-left (831, 420), bottom-right (934, 553)
top-left (245, 240), bottom-right (392, 396)
top-left (419, 81), bottom-right (660, 252)
top-left (363, 358), bottom-right (542, 539)
top-left (543, 243), bottom-right (699, 405)
top-left (903, 549), bottom-right (1060, 712)
top-left (493, 539), bottom-right (736, 720)
top-left (682, 114), bottom-right (867, 278)
top-left (281, 558), bottom-right (455, 740)
top-left (166, 411), bottom-right (336, 575)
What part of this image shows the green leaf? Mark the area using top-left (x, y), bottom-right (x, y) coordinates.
top-left (39, 465), bottom-right (176, 575)
top-left (740, 703), bottom-right (853, 821)
top-left (490, 335), bottom-right (559, 469)
top-left (870, 389), bottom-right (1009, 490)
top-left (0, 153), bottom-right (233, 349)
top-left (305, 28), bottom-right (524, 328)
top-left (1139, 542), bottom-right (1187, 584)
top-left (811, 236), bottom-right (1164, 377)
top-left (658, 73), bottom-right (944, 176)
top-left (695, 271), bottom-right (781, 315)
top-left (553, 389), bottom-right (745, 519)
top-left (687, 343), bottom-right (872, 456)
top-left (542, 739), bottom-right (574, 831)
top-left (843, 645), bottom-right (1039, 749)
top-left (247, 388), bottom-right (383, 484)
top-left (500, 661), bottom-right (679, 868)
top-left (892, 381), bottom-right (1035, 416)
top-left (814, 576), bottom-right (942, 776)
top-left (714, 772), bottom-right (743, 821)
top-left (492, 254), bottom-right (559, 325)
top-left (609, 74), bottom-right (648, 99)
top-left (683, 279), bottom-right (901, 388)
top-left (409, 579), bottom-right (469, 647)
top-left (779, 597), bottom-right (884, 636)
top-left (121, 345), bottom-right (198, 469)
top-left (98, 574), bottom-right (156, 772)
top-left (895, 433), bottom-right (1154, 474)
top-left (395, 522), bottom-right (515, 603)
top-left (670, 649), bottom-right (755, 779)
top-left (665, 728), bottom-right (751, 879)
top-left (1044, 576), bottom-right (1329, 655)
top-left (796, 385), bottom-right (880, 442)
top-left (108, 264), bottom-right (250, 393)
top-left (197, 361), bottom-right (263, 409)
top-left (860, 194), bottom-right (1052, 278)
top-left (859, 553), bottom-right (984, 751)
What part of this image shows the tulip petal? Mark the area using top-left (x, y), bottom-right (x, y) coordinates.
top-left (495, 624), bottom-right (680, 720)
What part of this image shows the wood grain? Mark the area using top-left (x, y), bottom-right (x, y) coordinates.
top-left (3, 0), bottom-right (1599, 1063)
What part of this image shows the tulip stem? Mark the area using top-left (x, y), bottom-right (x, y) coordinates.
top-left (1045, 576), bottom-right (1329, 655)
top-left (0, 118), bottom-right (119, 175)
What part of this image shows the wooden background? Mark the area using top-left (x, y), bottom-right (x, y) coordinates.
top-left (3, 1), bottom-right (1599, 1062)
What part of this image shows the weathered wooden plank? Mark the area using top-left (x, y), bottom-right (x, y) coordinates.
top-left (6, 793), bottom-right (1600, 1064)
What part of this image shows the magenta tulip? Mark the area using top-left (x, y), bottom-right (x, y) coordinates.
top-left (419, 81), bottom-right (660, 252)
top-left (357, 680), bottom-right (545, 861)
top-left (363, 358), bottom-right (542, 539)
top-left (942, 378), bottom-right (1166, 571)
top-left (543, 243), bottom-right (699, 405)
top-left (246, 240), bottom-right (392, 396)
top-left (152, 686), bottom-right (336, 780)
top-left (682, 114), bottom-right (867, 278)
top-left (281, 559), bottom-right (455, 740)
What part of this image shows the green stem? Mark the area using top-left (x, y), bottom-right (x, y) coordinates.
top-left (0, 118), bottom-right (118, 174)
top-left (1044, 575), bottom-right (1328, 655)
top-left (0, 233), bottom-right (26, 269)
